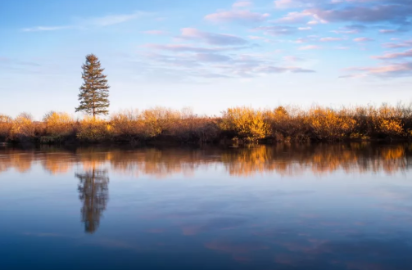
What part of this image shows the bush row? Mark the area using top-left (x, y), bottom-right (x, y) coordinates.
top-left (1, 104), bottom-right (412, 145)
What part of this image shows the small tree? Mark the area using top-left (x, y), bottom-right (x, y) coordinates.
top-left (75, 54), bottom-right (110, 118)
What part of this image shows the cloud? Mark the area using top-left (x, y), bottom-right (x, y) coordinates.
top-left (344, 62), bottom-right (412, 78)
top-left (232, 1), bottom-right (253, 8)
top-left (294, 36), bottom-right (318, 43)
top-left (320, 37), bottom-right (343, 42)
top-left (274, 0), bottom-right (308, 9)
top-left (373, 49), bottom-right (412, 60)
top-left (179, 28), bottom-right (249, 46)
top-left (143, 30), bottom-right (167, 35)
top-left (0, 57), bottom-right (41, 68)
top-left (146, 44), bottom-right (225, 53)
top-left (299, 45), bottom-right (321, 50)
top-left (144, 45), bottom-right (316, 79)
top-left (22, 26), bottom-right (71, 32)
top-left (255, 25), bottom-right (297, 35)
top-left (332, 24), bottom-right (367, 34)
top-left (353, 37), bottom-right (374, 42)
top-left (258, 66), bottom-right (315, 73)
top-left (195, 53), bottom-right (232, 62)
top-left (310, 5), bottom-right (412, 24)
top-left (384, 39), bottom-right (412, 48)
top-left (379, 29), bottom-right (399, 34)
top-left (205, 10), bottom-right (270, 24)
top-left (22, 11), bottom-right (147, 32)
top-left (276, 11), bottom-right (313, 24)
top-left (85, 11), bottom-right (145, 26)
top-left (275, 1), bottom-right (412, 27)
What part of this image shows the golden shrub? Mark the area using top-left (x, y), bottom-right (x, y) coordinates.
top-left (142, 107), bottom-right (181, 137)
top-left (221, 107), bottom-right (269, 141)
top-left (377, 118), bottom-right (404, 136)
top-left (11, 113), bottom-right (36, 139)
top-left (77, 117), bottom-right (112, 141)
top-left (307, 108), bottom-right (357, 140)
top-left (0, 114), bottom-right (13, 138)
top-left (110, 109), bottom-right (145, 138)
top-left (43, 111), bottom-right (74, 136)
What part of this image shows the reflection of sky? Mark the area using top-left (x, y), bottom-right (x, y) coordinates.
top-left (1, 149), bottom-right (412, 269)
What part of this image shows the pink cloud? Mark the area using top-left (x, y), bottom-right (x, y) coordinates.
top-left (353, 37), bottom-right (374, 42)
top-left (373, 49), bottom-right (412, 60)
top-left (299, 45), bottom-right (321, 50)
top-left (343, 62), bottom-right (412, 78)
top-left (320, 37), bottom-right (343, 42)
top-left (179, 28), bottom-right (248, 46)
top-left (384, 39), bottom-right (412, 48)
top-left (205, 10), bottom-right (270, 23)
top-left (232, 1), bottom-right (253, 8)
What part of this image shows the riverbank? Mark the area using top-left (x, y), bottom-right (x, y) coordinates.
top-left (1, 105), bottom-right (412, 146)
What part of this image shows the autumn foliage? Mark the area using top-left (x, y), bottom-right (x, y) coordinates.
top-left (1, 104), bottom-right (412, 144)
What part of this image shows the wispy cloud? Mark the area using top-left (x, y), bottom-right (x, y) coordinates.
top-left (332, 25), bottom-right (366, 34)
top-left (320, 37), bottom-right (343, 42)
top-left (275, 0), bottom-right (412, 26)
top-left (22, 26), bottom-right (71, 32)
top-left (205, 10), bottom-right (270, 24)
top-left (146, 44), bottom-right (227, 53)
top-left (232, 1), bottom-right (253, 8)
top-left (299, 45), bottom-right (321, 50)
top-left (179, 28), bottom-right (249, 46)
top-left (143, 30), bottom-right (168, 36)
top-left (353, 37), bottom-right (374, 42)
top-left (345, 62), bottom-right (412, 78)
top-left (22, 11), bottom-right (147, 32)
top-left (275, 0), bottom-right (307, 9)
top-left (255, 25), bottom-right (297, 35)
top-left (144, 42), bottom-right (315, 79)
top-left (83, 11), bottom-right (146, 27)
top-left (373, 49), bottom-right (412, 60)
top-left (384, 39), bottom-right (412, 48)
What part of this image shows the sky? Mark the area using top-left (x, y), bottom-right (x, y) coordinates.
top-left (1, 0), bottom-right (412, 119)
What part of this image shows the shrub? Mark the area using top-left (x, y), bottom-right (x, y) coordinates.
top-left (77, 117), bottom-right (112, 142)
top-left (11, 113), bottom-right (36, 140)
top-left (307, 107), bottom-right (357, 140)
top-left (43, 111), bottom-right (74, 136)
top-left (110, 109), bottom-right (145, 140)
top-left (0, 114), bottom-right (13, 140)
top-left (142, 107), bottom-right (181, 137)
top-left (221, 107), bottom-right (269, 142)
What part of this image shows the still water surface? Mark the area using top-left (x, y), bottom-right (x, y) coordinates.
top-left (1, 144), bottom-right (412, 270)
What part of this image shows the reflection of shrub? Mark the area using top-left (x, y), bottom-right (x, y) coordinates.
top-left (77, 117), bottom-right (112, 142)
top-left (221, 107), bottom-right (269, 142)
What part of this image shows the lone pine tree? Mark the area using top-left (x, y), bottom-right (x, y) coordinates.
top-left (75, 54), bottom-right (110, 118)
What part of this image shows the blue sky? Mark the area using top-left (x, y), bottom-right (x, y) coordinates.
top-left (1, 0), bottom-right (412, 118)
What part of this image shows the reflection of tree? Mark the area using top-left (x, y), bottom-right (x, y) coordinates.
top-left (75, 168), bottom-right (109, 234)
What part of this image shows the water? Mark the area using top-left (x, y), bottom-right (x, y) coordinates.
top-left (1, 144), bottom-right (412, 270)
